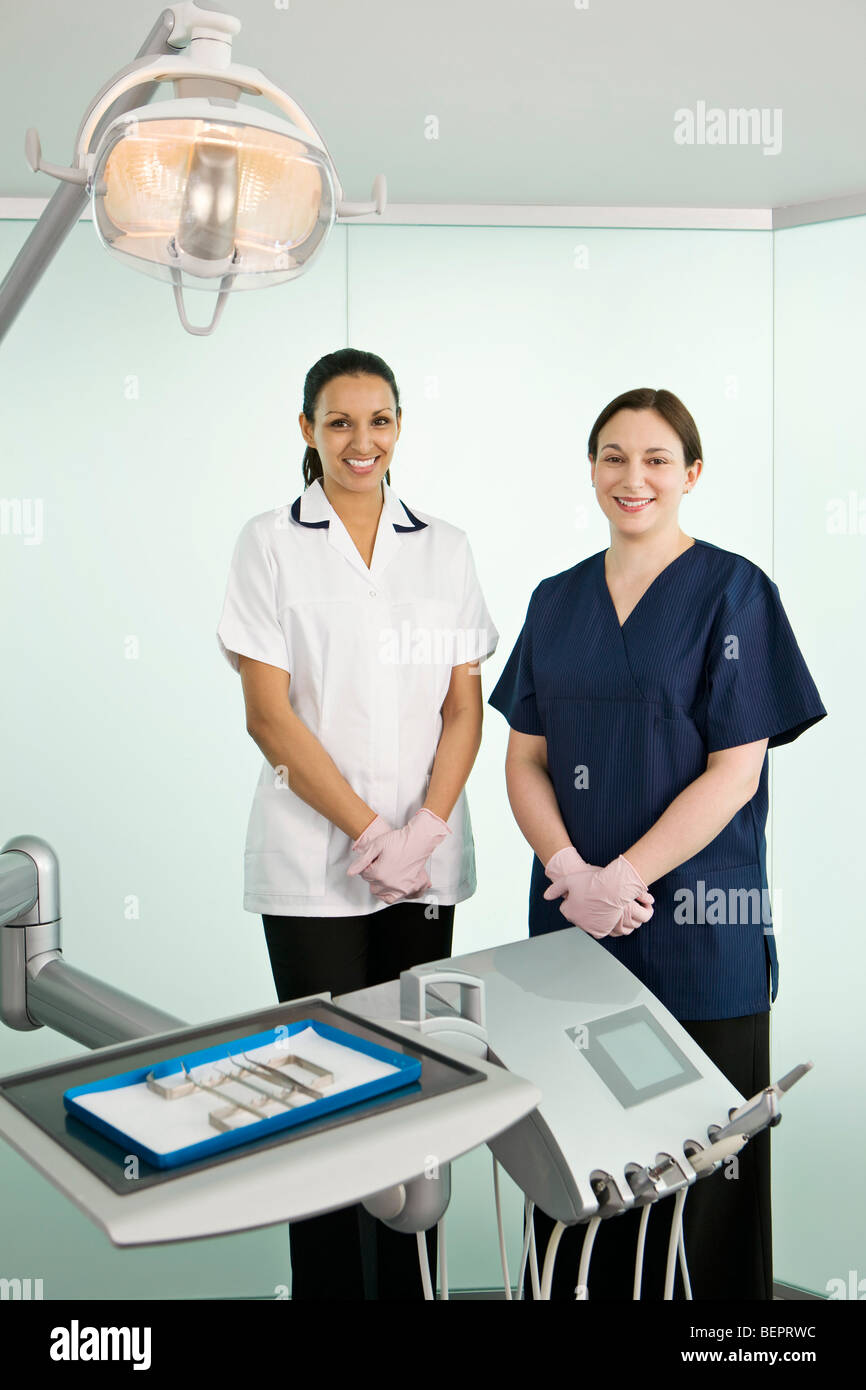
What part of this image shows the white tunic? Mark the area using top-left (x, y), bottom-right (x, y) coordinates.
top-left (216, 478), bottom-right (499, 915)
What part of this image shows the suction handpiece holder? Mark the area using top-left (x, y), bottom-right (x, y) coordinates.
top-left (362, 966), bottom-right (489, 1233)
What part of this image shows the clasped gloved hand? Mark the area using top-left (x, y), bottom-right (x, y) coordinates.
top-left (347, 808), bottom-right (452, 905)
top-left (542, 845), bottom-right (654, 939)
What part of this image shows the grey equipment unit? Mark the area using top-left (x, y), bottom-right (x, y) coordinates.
top-left (0, 837), bottom-right (540, 1248)
top-left (338, 927), bottom-right (812, 1226)
top-left (0, 997), bottom-right (540, 1247)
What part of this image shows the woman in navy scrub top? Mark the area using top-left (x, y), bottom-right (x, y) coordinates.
top-left (489, 387), bottom-right (826, 1301)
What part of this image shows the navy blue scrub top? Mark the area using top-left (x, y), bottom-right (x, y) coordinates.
top-left (488, 539), bottom-right (827, 1021)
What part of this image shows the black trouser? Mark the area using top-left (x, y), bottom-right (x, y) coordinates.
top-left (262, 903), bottom-right (455, 1300)
top-left (526, 1009), bottom-right (773, 1300)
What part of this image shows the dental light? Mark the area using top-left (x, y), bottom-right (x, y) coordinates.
top-left (17, 2), bottom-right (387, 336)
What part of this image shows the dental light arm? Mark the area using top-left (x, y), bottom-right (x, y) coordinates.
top-left (0, 9), bottom-right (177, 345)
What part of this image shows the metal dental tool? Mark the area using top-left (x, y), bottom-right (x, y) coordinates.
top-left (178, 1061), bottom-right (281, 1126)
top-left (241, 1050), bottom-right (334, 1096)
top-left (208, 1062), bottom-right (299, 1108)
top-left (203, 1063), bottom-right (302, 1134)
top-left (170, 1053), bottom-right (336, 1132)
top-left (146, 1071), bottom-right (198, 1100)
top-left (709, 1062), bottom-right (814, 1146)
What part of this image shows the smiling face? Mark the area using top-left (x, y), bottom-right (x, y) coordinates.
top-left (300, 373), bottom-right (401, 497)
top-left (590, 408), bottom-right (702, 536)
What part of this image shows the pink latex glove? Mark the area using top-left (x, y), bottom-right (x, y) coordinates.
top-left (347, 808), bottom-right (452, 905)
top-left (543, 846), bottom-right (654, 939)
top-left (351, 813), bottom-right (393, 852)
top-left (345, 814), bottom-right (393, 895)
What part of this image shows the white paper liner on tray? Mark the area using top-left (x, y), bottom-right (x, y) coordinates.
top-left (70, 1025), bottom-right (399, 1156)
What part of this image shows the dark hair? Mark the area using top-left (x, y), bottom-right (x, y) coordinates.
top-left (301, 349), bottom-right (401, 487)
top-left (587, 388), bottom-right (703, 468)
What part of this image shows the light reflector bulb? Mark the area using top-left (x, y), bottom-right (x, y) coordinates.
top-left (92, 102), bottom-right (335, 292)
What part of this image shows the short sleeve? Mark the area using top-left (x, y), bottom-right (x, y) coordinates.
top-left (487, 596), bottom-right (544, 736)
top-left (452, 535), bottom-right (499, 666)
top-left (703, 577), bottom-right (826, 752)
top-left (216, 520), bottom-right (291, 675)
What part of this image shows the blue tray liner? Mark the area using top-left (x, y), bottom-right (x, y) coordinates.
top-left (62, 1018), bottom-right (422, 1170)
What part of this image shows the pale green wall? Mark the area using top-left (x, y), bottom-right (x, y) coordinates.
top-left (0, 213), bottom-right (851, 1297)
top-left (771, 215), bottom-right (866, 1298)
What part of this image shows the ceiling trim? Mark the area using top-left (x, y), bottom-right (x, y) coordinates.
top-left (0, 197), bottom-right (770, 230)
top-left (1, 195), bottom-right (863, 231)
top-left (344, 204), bottom-right (775, 230)
top-left (772, 189), bottom-right (866, 230)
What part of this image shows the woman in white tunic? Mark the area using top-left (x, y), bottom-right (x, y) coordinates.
top-left (216, 348), bottom-right (498, 1300)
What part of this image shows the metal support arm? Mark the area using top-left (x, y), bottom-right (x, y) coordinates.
top-left (0, 835), bottom-right (183, 1047)
top-left (0, 9), bottom-right (178, 346)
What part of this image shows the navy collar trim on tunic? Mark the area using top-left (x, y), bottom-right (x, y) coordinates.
top-left (289, 498), bottom-right (329, 529)
top-left (392, 504), bottom-right (427, 533)
top-left (289, 479), bottom-right (427, 533)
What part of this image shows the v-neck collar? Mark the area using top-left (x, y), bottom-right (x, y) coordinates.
top-left (600, 539), bottom-right (700, 632)
top-left (289, 477), bottom-right (427, 583)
